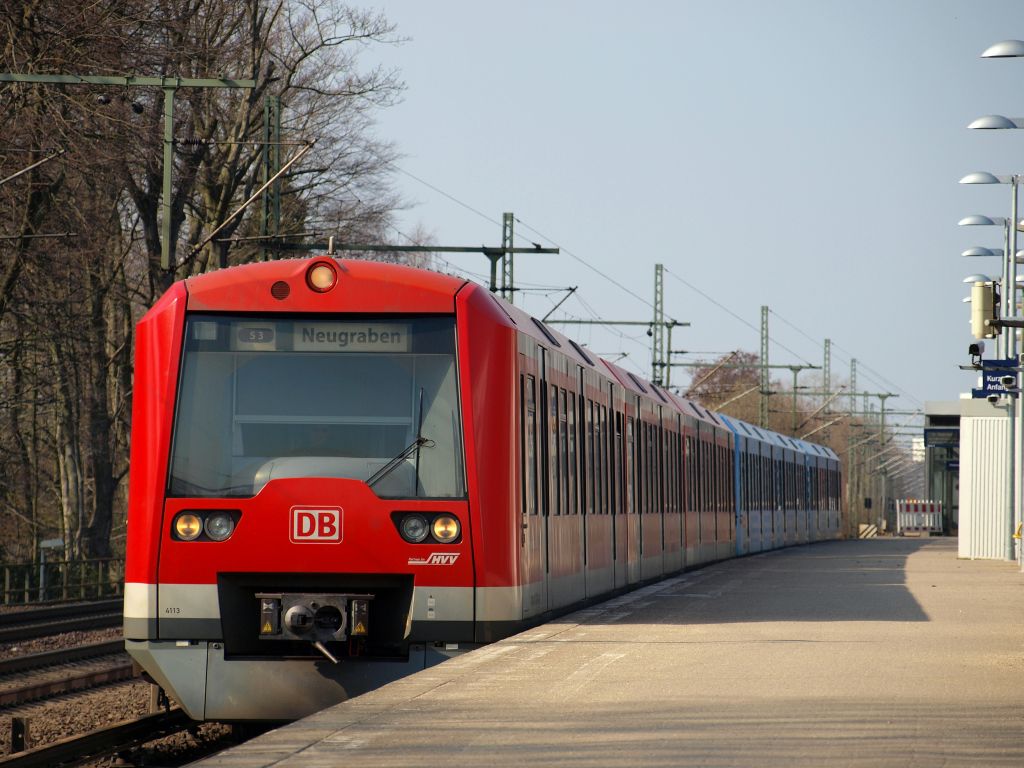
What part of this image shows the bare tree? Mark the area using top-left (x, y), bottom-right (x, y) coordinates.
top-left (0, 0), bottom-right (407, 563)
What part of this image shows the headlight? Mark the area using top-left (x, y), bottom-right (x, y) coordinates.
top-left (174, 513), bottom-right (203, 541)
top-left (306, 262), bottom-right (337, 292)
top-left (204, 512), bottom-right (235, 541)
top-left (431, 515), bottom-right (460, 543)
top-left (400, 514), bottom-right (430, 543)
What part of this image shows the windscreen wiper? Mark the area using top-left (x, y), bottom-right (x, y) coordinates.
top-left (366, 436), bottom-right (435, 488)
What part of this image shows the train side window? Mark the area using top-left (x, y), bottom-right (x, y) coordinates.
top-left (559, 388), bottom-right (570, 516)
top-left (589, 400), bottom-right (598, 515)
top-left (742, 451), bottom-right (749, 513)
top-left (550, 384), bottom-right (560, 516)
top-left (656, 423), bottom-right (664, 517)
top-left (684, 435), bottom-right (694, 512)
top-left (710, 443), bottom-right (717, 513)
top-left (595, 404), bottom-right (605, 515)
top-left (567, 391), bottom-right (577, 516)
top-left (717, 445), bottom-right (723, 513)
top-left (677, 432), bottom-right (684, 515)
top-left (653, 423), bottom-right (660, 516)
top-left (726, 445), bottom-right (732, 513)
top-left (603, 405), bottom-right (611, 515)
top-left (693, 436), bottom-right (701, 511)
top-left (704, 439), bottom-right (711, 512)
top-left (639, 421), bottom-right (648, 515)
top-left (649, 422), bottom-right (656, 516)
top-left (698, 439), bottom-right (706, 512)
top-left (626, 417), bottom-right (635, 515)
top-left (755, 454), bottom-right (761, 510)
top-left (524, 375), bottom-right (538, 517)
top-left (729, 446), bottom-right (736, 521)
top-left (614, 411), bottom-right (624, 516)
top-left (589, 403), bottom-right (598, 518)
top-left (667, 431), bottom-right (675, 516)
top-left (711, 443), bottom-right (718, 513)
top-left (647, 421), bottom-right (655, 515)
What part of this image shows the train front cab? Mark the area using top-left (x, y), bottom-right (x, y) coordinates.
top-left (123, 259), bottom-right (522, 722)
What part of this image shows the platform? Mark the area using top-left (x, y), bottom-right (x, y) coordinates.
top-left (194, 539), bottom-right (1024, 767)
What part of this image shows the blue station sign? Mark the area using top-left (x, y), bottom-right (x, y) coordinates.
top-left (972, 357), bottom-right (1019, 399)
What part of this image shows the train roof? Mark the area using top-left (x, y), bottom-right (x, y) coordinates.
top-left (497, 296), bottom-right (602, 372)
top-left (183, 257), bottom-right (470, 314)
top-left (718, 413), bottom-right (838, 460)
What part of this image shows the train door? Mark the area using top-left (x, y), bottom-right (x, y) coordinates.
top-left (582, 371), bottom-right (614, 600)
top-left (784, 449), bottom-right (796, 546)
top-left (625, 396), bottom-right (641, 584)
top-left (682, 415), bottom-right (698, 566)
top-left (757, 443), bottom-right (769, 553)
top-left (518, 350), bottom-right (547, 619)
top-left (720, 428), bottom-right (736, 561)
top-left (662, 412), bottom-right (683, 573)
top-left (640, 403), bottom-right (665, 580)
top-left (734, 433), bottom-right (747, 556)
top-left (611, 385), bottom-right (628, 589)
top-left (768, 443), bottom-right (780, 549)
top-left (696, 424), bottom-right (715, 564)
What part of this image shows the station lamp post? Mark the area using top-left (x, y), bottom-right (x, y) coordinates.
top-left (962, 169), bottom-right (1022, 563)
top-left (975, 38), bottom-right (1024, 567)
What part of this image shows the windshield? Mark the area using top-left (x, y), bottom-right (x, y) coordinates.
top-left (168, 315), bottom-right (465, 498)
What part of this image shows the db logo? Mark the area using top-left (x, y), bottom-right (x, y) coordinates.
top-left (290, 507), bottom-right (343, 543)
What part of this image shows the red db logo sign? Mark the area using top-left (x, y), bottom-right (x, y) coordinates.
top-left (290, 508), bottom-right (342, 543)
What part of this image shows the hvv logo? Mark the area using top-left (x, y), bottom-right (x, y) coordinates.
top-left (408, 553), bottom-right (460, 566)
top-left (290, 507), bottom-right (342, 543)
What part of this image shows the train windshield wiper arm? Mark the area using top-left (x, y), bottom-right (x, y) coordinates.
top-left (366, 436), bottom-right (435, 488)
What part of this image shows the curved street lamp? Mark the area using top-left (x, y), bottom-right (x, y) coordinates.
top-left (962, 247), bottom-right (1000, 258)
top-left (968, 115), bottom-right (1024, 130)
top-left (981, 40), bottom-right (1024, 58)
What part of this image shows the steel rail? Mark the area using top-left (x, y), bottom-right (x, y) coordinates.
top-left (0, 640), bottom-right (125, 676)
top-left (0, 708), bottom-right (193, 768)
top-left (0, 659), bottom-right (135, 707)
top-left (0, 599), bottom-right (122, 628)
top-left (0, 601), bottom-right (123, 643)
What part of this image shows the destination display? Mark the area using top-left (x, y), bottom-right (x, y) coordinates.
top-left (228, 321), bottom-right (412, 353)
top-left (293, 322), bottom-right (411, 352)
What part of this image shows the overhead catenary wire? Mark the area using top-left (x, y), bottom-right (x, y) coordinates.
top-left (378, 156), bottom-right (916, 406)
top-left (768, 308), bottom-right (922, 408)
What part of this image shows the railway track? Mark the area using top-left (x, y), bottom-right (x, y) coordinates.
top-left (1, 638), bottom-right (133, 710)
top-left (0, 600), bottom-right (123, 643)
top-left (0, 640), bottom-right (125, 677)
top-left (0, 708), bottom-right (193, 768)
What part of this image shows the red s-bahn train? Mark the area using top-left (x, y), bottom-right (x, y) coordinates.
top-left (124, 256), bottom-right (842, 721)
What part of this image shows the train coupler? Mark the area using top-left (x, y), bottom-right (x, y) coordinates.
top-left (256, 592), bottom-right (373, 661)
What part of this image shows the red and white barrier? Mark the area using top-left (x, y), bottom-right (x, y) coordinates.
top-left (896, 500), bottom-right (943, 535)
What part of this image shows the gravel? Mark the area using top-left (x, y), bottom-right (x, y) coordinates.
top-left (0, 627), bottom-right (123, 658)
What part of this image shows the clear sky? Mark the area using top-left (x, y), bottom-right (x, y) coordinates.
top-left (366, 0), bottom-right (1024, 421)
